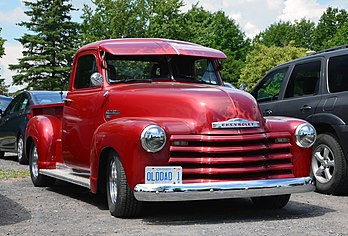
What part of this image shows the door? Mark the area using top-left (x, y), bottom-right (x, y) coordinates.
top-left (274, 60), bottom-right (322, 120)
top-left (251, 67), bottom-right (289, 116)
top-left (62, 52), bottom-right (105, 169)
top-left (0, 93), bottom-right (30, 151)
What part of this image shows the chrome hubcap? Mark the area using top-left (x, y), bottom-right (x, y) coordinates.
top-left (31, 146), bottom-right (39, 178)
top-left (312, 144), bottom-right (335, 183)
top-left (17, 137), bottom-right (23, 161)
top-left (109, 159), bottom-right (118, 204)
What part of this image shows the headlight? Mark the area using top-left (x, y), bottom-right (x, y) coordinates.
top-left (140, 125), bottom-right (166, 152)
top-left (295, 123), bottom-right (316, 148)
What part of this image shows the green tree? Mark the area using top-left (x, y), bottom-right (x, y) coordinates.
top-left (81, 0), bottom-right (149, 43)
top-left (254, 21), bottom-right (294, 47)
top-left (239, 44), bottom-right (307, 90)
top-left (254, 20), bottom-right (315, 49)
top-left (9, 0), bottom-right (80, 90)
top-left (146, 0), bottom-right (186, 39)
top-left (0, 28), bottom-right (5, 58)
top-left (185, 6), bottom-right (250, 84)
top-left (327, 21), bottom-right (348, 47)
top-left (0, 28), bottom-right (8, 95)
top-left (313, 7), bottom-right (348, 50)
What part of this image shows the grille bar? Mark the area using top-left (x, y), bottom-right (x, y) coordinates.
top-left (169, 132), bottom-right (294, 182)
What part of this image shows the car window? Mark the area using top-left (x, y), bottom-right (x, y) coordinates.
top-left (4, 94), bottom-right (22, 115)
top-left (284, 61), bottom-right (321, 98)
top-left (328, 55), bottom-right (348, 93)
top-left (32, 92), bottom-right (67, 104)
top-left (195, 59), bottom-right (218, 85)
top-left (74, 54), bottom-right (98, 89)
top-left (18, 93), bottom-right (29, 111)
top-left (254, 67), bottom-right (288, 103)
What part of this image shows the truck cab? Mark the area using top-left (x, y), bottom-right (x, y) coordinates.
top-left (26, 38), bottom-right (316, 218)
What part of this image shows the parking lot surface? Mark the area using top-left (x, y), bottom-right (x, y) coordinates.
top-left (1, 154), bottom-right (347, 236)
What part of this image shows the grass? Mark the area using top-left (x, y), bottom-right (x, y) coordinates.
top-left (0, 168), bottom-right (30, 180)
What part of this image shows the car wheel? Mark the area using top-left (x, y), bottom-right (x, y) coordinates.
top-left (312, 133), bottom-right (348, 195)
top-left (106, 153), bottom-right (141, 218)
top-left (251, 194), bottom-right (290, 209)
top-left (29, 142), bottom-right (55, 187)
top-left (17, 135), bottom-right (28, 164)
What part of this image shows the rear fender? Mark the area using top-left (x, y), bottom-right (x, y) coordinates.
top-left (25, 115), bottom-right (62, 169)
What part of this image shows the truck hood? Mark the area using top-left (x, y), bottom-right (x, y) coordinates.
top-left (105, 83), bottom-right (264, 133)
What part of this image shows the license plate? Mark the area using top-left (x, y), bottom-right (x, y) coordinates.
top-left (145, 166), bottom-right (182, 184)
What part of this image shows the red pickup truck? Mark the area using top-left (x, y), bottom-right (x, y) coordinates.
top-left (25, 38), bottom-right (316, 218)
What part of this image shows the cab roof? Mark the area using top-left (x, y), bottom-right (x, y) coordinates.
top-left (77, 38), bottom-right (227, 59)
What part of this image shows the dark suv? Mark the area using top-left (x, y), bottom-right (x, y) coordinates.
top-left (251, 45), bottom-right (348, 195)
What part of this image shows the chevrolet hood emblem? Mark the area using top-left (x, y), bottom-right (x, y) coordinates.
top-left (212, 118), bottom-right (260, 129)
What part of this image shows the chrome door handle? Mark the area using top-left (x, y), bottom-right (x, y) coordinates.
top-left (63, 99), bottom-right (73, 105)
top-left (300, 105), bottom-right (312, 112)
top-left (263, 109), bottom-right (273, 116)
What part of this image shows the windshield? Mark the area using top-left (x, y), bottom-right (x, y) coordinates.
top-left (105, 55), bottom-right (221, 85)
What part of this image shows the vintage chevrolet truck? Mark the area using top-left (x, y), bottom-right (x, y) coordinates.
top-left (26, 38), bottom-right (316, 218)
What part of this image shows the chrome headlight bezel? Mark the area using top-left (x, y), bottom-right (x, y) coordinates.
top-left (294, 123), bottom-right (317, 148)
top-left (140, 125), bottom-right (166, 153)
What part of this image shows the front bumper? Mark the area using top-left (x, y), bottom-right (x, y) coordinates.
top-left (133, 177), bottom-right (314, 202)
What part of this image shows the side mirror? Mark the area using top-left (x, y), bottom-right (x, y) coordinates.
top-left (90, 72), bottom-right (103, 87)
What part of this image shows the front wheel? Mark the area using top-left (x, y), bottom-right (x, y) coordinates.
top-left (106, 153), bottom-right (141, 218)
top-left (29, 142), bottom-right (55, 187)
top-left (311, 133), bottom-right (348, 195)
top-left (251, 194), bottom-right (290, 209)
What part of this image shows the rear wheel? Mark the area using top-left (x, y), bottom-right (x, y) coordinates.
top-left (311, 133), bottom-right (348, 195)
top-left (29, 142), bottom-right (55, 187)
top-left (17, 135), bottom-right (28, 164)
top-left (251, 194), bottom-right (290, 209)
top-left (106, 153), bottom-right (141, 218)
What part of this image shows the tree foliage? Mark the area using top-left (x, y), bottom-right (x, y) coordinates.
top-left (313, 7), bottom-right (348, 50)
top-left (9, 0), bottom-right (80, 90)
top-left (239, 44), bottom-right (307, 90)
top-left (0, 28), bottom-right (8, 95)
top-left (0, 28), bottom-right (5, 58)
top-left (254, 20), bottom-right (315, 49)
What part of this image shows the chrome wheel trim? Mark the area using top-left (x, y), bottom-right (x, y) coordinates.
top-left (31, 146), bottom-right (39, 178)
top-left (312, 144), bottom-right (335, 184)
top-left (109, 159), bottom-right (118, 204)
top-left (17, 137), bottom-right (23, 162)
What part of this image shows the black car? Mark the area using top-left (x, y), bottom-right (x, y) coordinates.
top-left (251, 45), bottom-right (348, 195)
top-left (0, 95), bottom-right (12, 111)
top-left (0, 91), bottom-right (66, 164)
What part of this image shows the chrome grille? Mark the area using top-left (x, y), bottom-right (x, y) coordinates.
top-left (169, 132), bottom-right (294, 183)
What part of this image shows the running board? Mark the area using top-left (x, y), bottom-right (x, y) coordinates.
top-left (40, 169), bottom-right (90, 189)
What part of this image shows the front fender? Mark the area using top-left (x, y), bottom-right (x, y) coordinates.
top-left (90, 118), bottom-right (194, 192)
top-left (26, 115), bottom-right (62, 169)
top-left (265, 116), bottom-right (313, 177)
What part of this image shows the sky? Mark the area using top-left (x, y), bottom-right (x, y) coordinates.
top-left (1, 0), bottom-right (348, 92)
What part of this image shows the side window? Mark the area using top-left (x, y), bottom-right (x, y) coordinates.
top-left (328, 55), bottom-right (348, 93)
top-left (4, 95), bottom-right (23, 116)
top-left (254, 67), bottom-right (288, 103)
top-left (195, 59), bottom-right (218, 85)
top-left (17, 94), bottom-right (29, 111)
top-left (284, 61), bottom-right (320, 98)
top-left (74, 54), bottom-right (98, 89)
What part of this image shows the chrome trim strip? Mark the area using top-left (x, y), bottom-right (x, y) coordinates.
top-left (133, 177), bottom-right (314, 202)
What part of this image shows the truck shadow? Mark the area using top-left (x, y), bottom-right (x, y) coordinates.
top-left (141, 198), bottom-right (334, 225)
top-left (0, 193), bottom-right (31, 226)
top-left (46, 181), bottom-right (334, 224)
